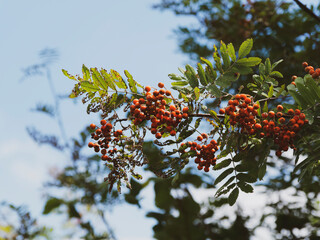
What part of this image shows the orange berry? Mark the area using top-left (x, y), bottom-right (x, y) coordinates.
top-left (153, 90), bottom-right (159, 97)
top-left (253, 104), bottom-right (259, 109)
top-left (170, 130), bottom-right (176, 136)
top-left (201, 133), bottom-right (208, 139)
top-left (244, 97), bottom-right (251, 104)
top-left (182, 107), bottom-right (189, 113)
top-left (277, 105), bottom-right (283, 112)
top-left (254, 123), bottom-right (262, 130)
top-left (279, 117), bottom-right (285, 124)
top-left (155, 132), bottom-right (162, 139)
top-left (158, 82), bottom-right (165, 88)
top-left (262, 112), bottom-right (268, 119)
top-left (165, 90), bottom-right (171, 96)
top-left (299, 113), bottom-right (305, 120)
top-left (302, 62), bottom-right (308, 68)
top-left (182, 113), bottom-right (188, 119)
top-left (169, 105), bottom-right (176, 111)
top-left (291, 75), bottom-right (297, 81)
top-left (100, 119), bottom-right (107, 125)
top-left (295, 109), bottom-right (301, 115)
top-left (197, 135), bottom-right (203, 141)
top-left (145, 86), bottom-right (151, 92)
top-left (240, 94), bottom-right (246, 100)
top-left (88, 142), bottom-right (94, 148)
top-left (219, 109), bottom-right (225, 114)
top-left (287, 109), bottom-right (294, 115)
top-left (291, 81), bottom-right (296, 86)
top-left (90, 123), bottom-right (96, 129)
top-left (268, 111), bottom-right (275, 118)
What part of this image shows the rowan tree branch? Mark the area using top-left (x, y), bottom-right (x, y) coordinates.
top-left (292, 0), bottom-right (320, 23)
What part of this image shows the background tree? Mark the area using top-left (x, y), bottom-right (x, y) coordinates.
top-left (2, 1), bottom-right (320, 240)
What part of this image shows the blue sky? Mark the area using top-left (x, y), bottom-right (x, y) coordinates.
top-left (0, 1), bottom-right (193, 239)
top-left (0, 0), bottom-right (319, 239)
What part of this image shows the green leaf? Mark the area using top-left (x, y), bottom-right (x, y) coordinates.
top-left (168, 73), bottom-right (183, 81)
top-left (259, 63), bottom-right (265, 76)
top-left (238, 182), bottom-right (254, 193)
top-left (236, 57), bottom-right (261, 67)
top-left (220, 41), bottom-right (230, 68)
top-left (270, 71), bottom-right (283, 78)
top-left (238, 38), bottom-right (253, 58)
top-left (180, 92), bottom-right (189, 102)
top-left (194, 87), bottom-right (200, 101)
top-left (295, 78), bottom-right (316, 105)
top-left (228, 187), bottom-right (239, 206)
top-left (255, 101), bottom-right (261, 116)
top-left (197, 63), bottom-right (207, 86)
top-left (43, 198), bottom-right (64, 214)
top-left (67, 203), bottom-right (81, 218)
top-left (208, 84), bottom-right (222, 97)
top-left (268, 85), bottom-right (274, 98)
top-left (263, 101), bottom-right (268, 113)
top-left (215, 176), bottom-right (235, 197)
top-left (237, 173), bottom-right (256, 183)
top-left (100, 69), bottom-right (117, 90)
top-left (258, 163), bottom-right (267, 180)
top-left (80, 81), bottom-right (100, 92)
top-left (227, 43), bottom-right (236, 62)
top-left (125, 70), bottom-right (137, 93)
top-left (288, 90), bottom-right (308, 108)
top-left (209, 110), bottom-right (220, 123)
top-left (82, 65), bottom-right (90, 81)
top-left (62, 69), bottom-right (77, 81)
top-left (216, 73), bottom-right (238, 88)
top-left (271, 59), bottom-right (283, 70)
top-left (200, 57), bottom-right (214, 73)
top-left (304, 75), bottom-right (320, 99)
top-left (214, 158), bottom-right (231, 170)
top-left (275, 84), bottom-right (286, 97)
top-left (232, 65), bottom-right (253, 75)
top-left (172, 81), bottom-right (188, 86)
top-left (185, 64), bottom-right (199, 88)
top-left (214, 168), bottom-right (234, 185)
top-left (213, 47), bottom-right (223, 72)
top-left (265, 58), bottom-right (271, 75)
top-left (110, 69), bottom-right (127, 89)
top-left (91, 68), bottom-right (109, 91)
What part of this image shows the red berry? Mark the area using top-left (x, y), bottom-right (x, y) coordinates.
top-left (197, 135), bottom-right (203, 141)
top-left (287, 109), bottom-right (294, 115)
top-left (100, 119), bottom-right (107, 125)
top-left (268, 111), bottom-right (275, 118)
top-left (145, 86), bottom-right (151, 92)
top-left (158, 82), bottom-right (165, 88)
top-left (277, 105), bottom-right (283, 112)
top-left (155, 132), bottom-right (162, 139)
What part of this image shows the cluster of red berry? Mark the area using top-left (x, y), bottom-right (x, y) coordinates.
top-left (291, 62), bottom-right (320, 85)
top-left (130, 82), bottom-right (189, 139)
top-left (260, 108), bottom-right (308, 156)
top-left (87, 120), bottom-right (122, 161)
top-left (219, 96), bottom-right (308, 156)
top-left (180, 133), bottom-right (219, 172)
top-left (219, 94), bottom-right (260, 135)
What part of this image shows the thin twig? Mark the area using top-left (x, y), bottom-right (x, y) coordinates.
top-left (292, 0), bottom-right (320, 23)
